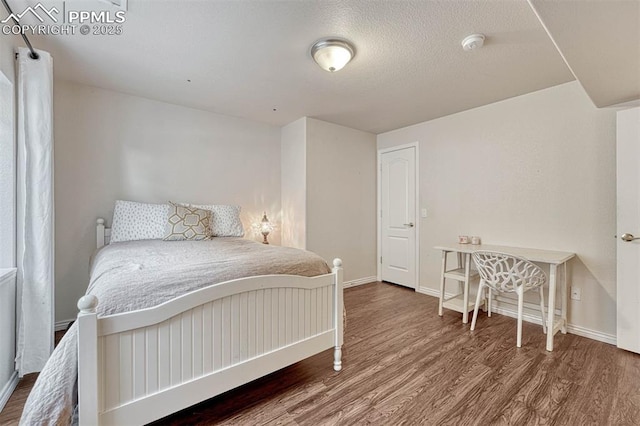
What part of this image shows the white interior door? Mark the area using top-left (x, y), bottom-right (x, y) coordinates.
top-left (380, 147), bottom-right (416, 288)
top-left (617, 106), bottom-right (640, 353)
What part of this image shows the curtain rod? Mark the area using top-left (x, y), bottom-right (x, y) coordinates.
top-left (1, 0), bottom-right (40, 60)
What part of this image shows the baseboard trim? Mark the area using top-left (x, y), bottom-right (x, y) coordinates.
top-left (416, 286), bottom-right (617, 346)
top-left (566, 323), bottom-right (616, 346)
top-left (55, 319), bottom-right (74, 332)
top-left (344, 276), bottom-right (377, 288)
top-left (0, 370), bottom-right (19, 412)
top-left (415, 287), bottom-right (440, 298)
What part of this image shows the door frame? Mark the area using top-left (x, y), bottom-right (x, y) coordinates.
top-left (377, 142), bottom-right (420, 289)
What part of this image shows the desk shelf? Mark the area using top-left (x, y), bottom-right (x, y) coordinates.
top-left (444, 268), bottom-right (478, 281)
top-left (437, 251), bottom-right (478, 324)
top-left (442, 294), bottom-right (478, 313)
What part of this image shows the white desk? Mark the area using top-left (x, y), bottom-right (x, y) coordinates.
top-left (434, 243), bottom-right (575, 351)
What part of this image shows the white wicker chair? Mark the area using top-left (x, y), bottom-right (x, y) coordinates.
top-left (470, 251), bottom-right (547, 347)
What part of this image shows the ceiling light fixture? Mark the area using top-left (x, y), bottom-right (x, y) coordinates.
top-left (461, 34), bottom-right (485, 51)
top-left (310, 38), bottom-right (356, 72)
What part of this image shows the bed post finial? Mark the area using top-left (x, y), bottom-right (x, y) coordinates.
top-left (97, 218), bottom-right (106, 249)
top-left (78, 294), bottom-right (98, 313)
top-left (333, 258), bottom-right (343, 269)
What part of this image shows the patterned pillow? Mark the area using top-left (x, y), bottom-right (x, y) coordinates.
top-left (164, 202), bottom-right (212, 241)
top-left (110, 200), bottom-right (170, 243)
top-left (187, 204), bottom-right (244, 237)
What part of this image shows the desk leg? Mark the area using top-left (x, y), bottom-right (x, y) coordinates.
top-left (546, 264), bottom-right (557, 351)
top-left (439, 251), bottom-right (447, 316)
top-left (462, 253), bottom-right (471, 324)
top-left (457, 252), bottom-right (463, 294)
top-left (561, 262), bottom-right (567, 334)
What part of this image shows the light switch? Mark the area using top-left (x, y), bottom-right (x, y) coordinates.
top-left (421, 208), bottom-right (427, 218)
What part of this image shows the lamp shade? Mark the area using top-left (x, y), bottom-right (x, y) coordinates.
top-left (311, 39), bottom-right (355, 72)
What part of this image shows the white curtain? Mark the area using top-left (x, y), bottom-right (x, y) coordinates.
top-left (15, 47), bottom-right (54, 376)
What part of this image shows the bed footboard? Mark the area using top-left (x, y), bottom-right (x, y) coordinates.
top-left (77, 260), bottom-right (343, 426)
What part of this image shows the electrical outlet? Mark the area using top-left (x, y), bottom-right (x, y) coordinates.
top-left (571, 287), bottom-right (581, 301)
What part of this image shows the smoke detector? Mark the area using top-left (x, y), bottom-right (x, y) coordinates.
top-left (461, 34), bottom-right (485, 51)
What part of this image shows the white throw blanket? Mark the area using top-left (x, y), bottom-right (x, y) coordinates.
top-left (20, 238), bottom-right (330, 425)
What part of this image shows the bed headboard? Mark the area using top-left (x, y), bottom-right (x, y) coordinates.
top-left (96, 218), bottom-right (111, 248)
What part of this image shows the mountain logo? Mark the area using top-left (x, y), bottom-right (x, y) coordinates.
top-left (1, 3), bottom-right (59, 24)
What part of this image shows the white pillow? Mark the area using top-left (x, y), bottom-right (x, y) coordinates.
top-left (188, 204), bottom-right (244, 237)
top-left (110, 200), bottom-right (170, 243)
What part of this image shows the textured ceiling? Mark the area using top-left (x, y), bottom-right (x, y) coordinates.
top-left (529, 0), bottom-right (640, 108)
top-left (11, 0), bottom-right (575, 133)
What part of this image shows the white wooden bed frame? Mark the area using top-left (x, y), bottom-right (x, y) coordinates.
top-left (76, 219), bottom-right (343, 425)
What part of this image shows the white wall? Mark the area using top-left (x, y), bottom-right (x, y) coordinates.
top-left (0, 33), bottom-right (17, 267)
top-left (0, 33), bottom-right (17, 82)
top-left (0, 77), bottom-right (14, 272)
top-left (0, 32), bottom-right (19, 408)
top-left (280, 118), bottom-right (306, 249)
top-left (54, 81), bottom-right (282, 322)
top-left (378, 81), bottom-right (618, 338)
top-left (280, 117), bottom-right (378, 284)
top-left (305, 118), bottom-right (377, 284)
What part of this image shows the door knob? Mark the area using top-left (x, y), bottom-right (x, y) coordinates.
top-left (621, 233), bottom-right (640, 242)
top-left (404, 223), bottom-right (414, 228)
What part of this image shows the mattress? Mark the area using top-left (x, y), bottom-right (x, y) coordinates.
top-left (20, 238), bottom-right (331, 425)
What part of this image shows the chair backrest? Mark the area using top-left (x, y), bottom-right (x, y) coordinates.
top-left (472, 251), bottom-right (546, 293)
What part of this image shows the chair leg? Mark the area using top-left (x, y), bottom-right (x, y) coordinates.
top-left (517, 287), bottom-right (524, 348)
top-left (539, 286), bottom-right (547, 335)
top-left (471, 281), bottom-right (485, 331)
top-left (487, 288), bottom-right (492, 317)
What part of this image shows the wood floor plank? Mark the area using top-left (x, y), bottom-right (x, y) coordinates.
top-left (607, 350), bottom-right (640, 425)
top-left (2, 282), bottom-right (639, 426)
top-left (0, 374), bottom-right (37, 426)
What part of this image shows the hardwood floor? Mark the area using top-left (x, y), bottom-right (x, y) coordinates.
top-left (0, 332), bottom-right (65, 426)
top-left (2, 282), bottom-right (639, 425)
top-left (0, 374), bottom-right (37, 426)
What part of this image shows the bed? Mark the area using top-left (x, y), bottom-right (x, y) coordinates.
top-left (22, 218), bottom-right (344, 426)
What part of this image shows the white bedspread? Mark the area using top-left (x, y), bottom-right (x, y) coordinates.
top-left (20, 238), bottom-right (330, 425)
